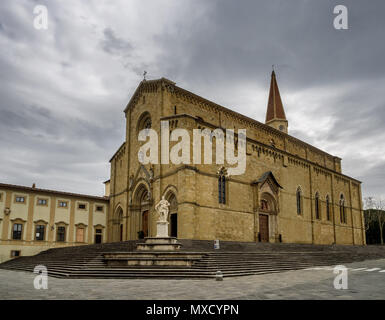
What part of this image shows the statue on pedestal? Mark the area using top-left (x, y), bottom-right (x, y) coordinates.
top-left (155, 196), bottom-right (170, 222)
top-left (154, 196), bottom-right (170, 238)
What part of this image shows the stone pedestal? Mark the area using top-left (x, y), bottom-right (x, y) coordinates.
top-left (136, 237), bottom-right (181, 251)
top-left (156, 221), bottom-right (169, 238)
top-left (104, 251), bottom-right (203, 267)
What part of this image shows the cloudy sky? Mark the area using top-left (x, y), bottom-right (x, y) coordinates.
top-left (0, 0), bottom-right (384, 199)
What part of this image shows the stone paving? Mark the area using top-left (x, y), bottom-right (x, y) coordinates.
top-left (0, 259), bottom-right (385, 300)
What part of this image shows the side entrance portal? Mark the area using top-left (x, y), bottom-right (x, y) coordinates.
top-left (142, 210), bottom-right (149, 237)
top-left (170, 213), bottom-right (177, 238)
top-left (259, 214), bottom-right (269, 242)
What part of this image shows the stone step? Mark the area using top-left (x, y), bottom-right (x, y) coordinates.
top-left (2, 240), bottom-right (385, 279)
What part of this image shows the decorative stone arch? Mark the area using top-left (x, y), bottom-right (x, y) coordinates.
top-left (114, 204), bottom-right (124, 242)
top-left (162, 185), bottom-right (178, 238)
top-left (137, 111), bottom-right (152, 133)
top-left (254, 171), bottom-right (282, 243)
top-left (114, 203), bottom-right (124, 220)
top-left (259, 192), bottom-right (278, 214)
top-left (132, 178), bottom-right (151, 199)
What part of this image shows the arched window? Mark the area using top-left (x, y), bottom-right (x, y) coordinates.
top-left (339, 194), bottom-right (346, 224)
top-left (218, 169), bottom-right (227, 204)
top-left (315, 192), bottom-right (320, 220)
top-left (137, 112), bottom-right (151, 132)
top-left (218, 175), bottom-right (226, 204)
top-left (326, 195), bottom-right (331, 221)
top-left (296, 187), bottom-right (302, 215)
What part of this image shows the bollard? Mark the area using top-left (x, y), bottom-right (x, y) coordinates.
top-left (216, 270), bottom-right (223, 281)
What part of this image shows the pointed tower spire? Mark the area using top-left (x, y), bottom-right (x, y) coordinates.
top-left (265, 70), bottom-right (288, 133)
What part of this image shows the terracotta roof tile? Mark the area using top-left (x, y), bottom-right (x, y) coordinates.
top-left (266, 71), bottom-right (286, 122)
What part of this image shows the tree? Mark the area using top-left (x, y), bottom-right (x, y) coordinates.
top-left (364, 197), bottom-right (385, 245)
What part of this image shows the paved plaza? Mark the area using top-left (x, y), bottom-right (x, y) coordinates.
top-left (1, 259), bottom-right (385, 300)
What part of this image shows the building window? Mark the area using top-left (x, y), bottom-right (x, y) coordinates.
top-left (78, 203), bottom-right (87, 210)
top-left (315, 192), bottom-right (320, 220)
top-left (0, 193), bottom-right (3, 201)
top-left (12, 224), bottom-right (23, 240)
top-left (15, 196), bottom-right (25, 203)
top-left (326, 195), bottom-right (331, 221)
top-left (296, 187), bottom-right (302, 215)
top-left (96, 205), bottom-right (104, 212)
top-left (37, 198), bottom-right (48, 206)
top-left (340, 194), bottom-right (347, 224)
top-left (58, 201), bottom-right (68, 208)
top-left (138, 112), bottom-right (152, 132)
top-left (35, 225), bottom-right (45, 241)
top-left (57, 226), bottom-right (66, 242)
top-left (218, 174), bottom-right (226, 204)
top-left (10, 250), bottom-right (21, 258)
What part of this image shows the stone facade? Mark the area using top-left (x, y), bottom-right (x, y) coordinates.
top-left (107, 76), bottom-right (366, 246)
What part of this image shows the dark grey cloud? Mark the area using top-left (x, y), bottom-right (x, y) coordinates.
top-left (155, 0), bottom-right (385, 89)
top-left (0, 0), bottom-right (384, 199)
top-left (101, 27), bottom-right (134, 55)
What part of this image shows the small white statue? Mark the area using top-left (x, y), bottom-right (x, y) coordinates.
top-left (155, 196), bottom-right (170, 222)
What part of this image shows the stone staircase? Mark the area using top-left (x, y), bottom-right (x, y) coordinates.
top-left (1, 240), bottom-right (385, 279)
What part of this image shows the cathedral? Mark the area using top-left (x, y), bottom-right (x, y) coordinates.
top-left (106, 72), bottom-right (365, 245)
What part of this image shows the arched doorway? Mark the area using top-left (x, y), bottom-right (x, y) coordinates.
top-left (258, 192), bottom-right (278, 242)
top-left (165, 191), bottom-right (178, 238)
top-left (115, 206), bottom-right (123, 242)
top-left (142, 210), bottom-right (149, 237)
top-left (133, 184), bottom-right (150, 239)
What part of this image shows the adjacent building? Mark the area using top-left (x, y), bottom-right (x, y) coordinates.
top-left (0, 183), bottom-right (109, 263)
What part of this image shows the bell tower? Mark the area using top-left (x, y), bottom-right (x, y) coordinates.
top-left (265, 71), bottom-right (288, 134)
